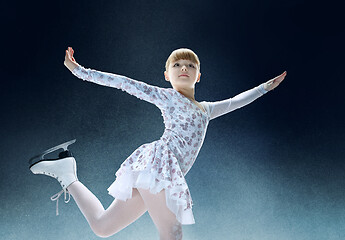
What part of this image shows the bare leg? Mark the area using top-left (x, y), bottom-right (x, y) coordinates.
top-left (67, 181), bottom-right (147, 238)
top-left (137, 188), bottom-right (183, 240)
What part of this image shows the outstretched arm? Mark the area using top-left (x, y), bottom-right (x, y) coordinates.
top-left (204, 71), bottom-right (287, 120)
top-left (64, 47), bottom-right (170, 108)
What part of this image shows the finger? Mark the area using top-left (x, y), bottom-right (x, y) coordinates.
top-left (275, 74), bottom-right (285, 82)
top-left (66, 50), bottom-right (72, 60)
top-left (279, 73), bottom-right (286, 82)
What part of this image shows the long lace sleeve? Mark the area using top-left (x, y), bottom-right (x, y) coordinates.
top-left (71, 65), bottom-right (170, 109)
top-left (202, 83), bottom-right (268, 120)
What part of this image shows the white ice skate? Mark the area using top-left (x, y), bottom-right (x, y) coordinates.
top-left (29, 139), bottom-right (78, 215)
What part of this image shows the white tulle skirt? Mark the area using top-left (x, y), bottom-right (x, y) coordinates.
top-left (107, 140), bottom-right (195, 225)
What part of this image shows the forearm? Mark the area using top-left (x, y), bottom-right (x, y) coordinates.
top-left (71, 65), bottom-right (123, 88)
top-left (207, 83), bottom-right (268, 120)
top-left (71, 65), bottom-right (170, 108)
top-left (229, 83), bottom-right (267, 109)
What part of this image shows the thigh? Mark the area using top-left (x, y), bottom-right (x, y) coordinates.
top-left (99, 188), bottom-right (147, 235)
top-left (137, 188), bottom-right (182, 240)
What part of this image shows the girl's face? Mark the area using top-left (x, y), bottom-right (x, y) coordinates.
top-left (164, 59), bottom-right (201, 90)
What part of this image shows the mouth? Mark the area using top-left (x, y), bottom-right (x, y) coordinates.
top-left (179, 74), bottom-right (189, 77)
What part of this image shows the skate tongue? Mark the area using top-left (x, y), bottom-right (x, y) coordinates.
top-left (50, 189), bottom-right (71, 216)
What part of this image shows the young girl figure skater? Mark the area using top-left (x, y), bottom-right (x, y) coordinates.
top-left (29, 47), bottom-right (286, 239)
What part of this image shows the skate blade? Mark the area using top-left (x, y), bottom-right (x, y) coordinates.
top-left (29, 139), bottom-right (76, 166)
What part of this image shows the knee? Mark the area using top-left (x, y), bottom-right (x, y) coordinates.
top-left (92, 228), bottom-right (113, 238)
top-left (90, 221), bottom-right (117, 238)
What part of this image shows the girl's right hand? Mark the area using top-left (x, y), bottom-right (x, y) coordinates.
top-left (64, 47), bottom-right (79, 72)
top-left (263, 71), bottom-right (287, 91)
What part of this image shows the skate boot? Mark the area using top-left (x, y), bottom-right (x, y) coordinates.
top-left (29, 139), bottom-right (78, 215)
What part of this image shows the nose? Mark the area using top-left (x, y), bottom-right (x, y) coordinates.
top-left (181, 65), bottom-right (188, 71)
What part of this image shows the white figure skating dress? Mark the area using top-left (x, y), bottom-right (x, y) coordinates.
top-left (72, 65), bottom-right (267, 225)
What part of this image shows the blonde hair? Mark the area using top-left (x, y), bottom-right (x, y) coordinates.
top-left (165, 48), bottom-right (200, 72)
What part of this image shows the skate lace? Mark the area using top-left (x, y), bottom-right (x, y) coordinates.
top-left (50, 189), bottom-right (71, 216)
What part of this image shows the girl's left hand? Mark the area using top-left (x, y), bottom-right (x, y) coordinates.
top-left (264, 71), bottom-right (287, 91)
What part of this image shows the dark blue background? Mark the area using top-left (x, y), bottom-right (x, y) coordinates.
top-left (1, 0), bottom-right (344, 239)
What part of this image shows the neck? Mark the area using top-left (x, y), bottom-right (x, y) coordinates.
top-left (174, 87), bottom-right (196, 101)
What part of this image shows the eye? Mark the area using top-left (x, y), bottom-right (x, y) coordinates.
top-left (173, 62), bottom-right (195, 68)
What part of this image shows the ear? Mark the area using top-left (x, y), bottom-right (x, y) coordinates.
top-left (196, 73), bottom-right (201, 82)
top-left (164, 71), bottom-right (169, 82)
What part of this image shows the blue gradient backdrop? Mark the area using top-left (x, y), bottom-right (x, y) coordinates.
top-left (1, 0), bottom-right (344, 239)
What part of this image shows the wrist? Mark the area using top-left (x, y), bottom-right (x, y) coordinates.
top-left (65, 61), bottom-right (79, 72)
top-left (260, 83), bottom-right (269, 94)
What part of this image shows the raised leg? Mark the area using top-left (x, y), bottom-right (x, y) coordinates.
top-left (137, 188), bottom-right (183, 240)
top-left (67, 182), bottom-right (147, 238)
